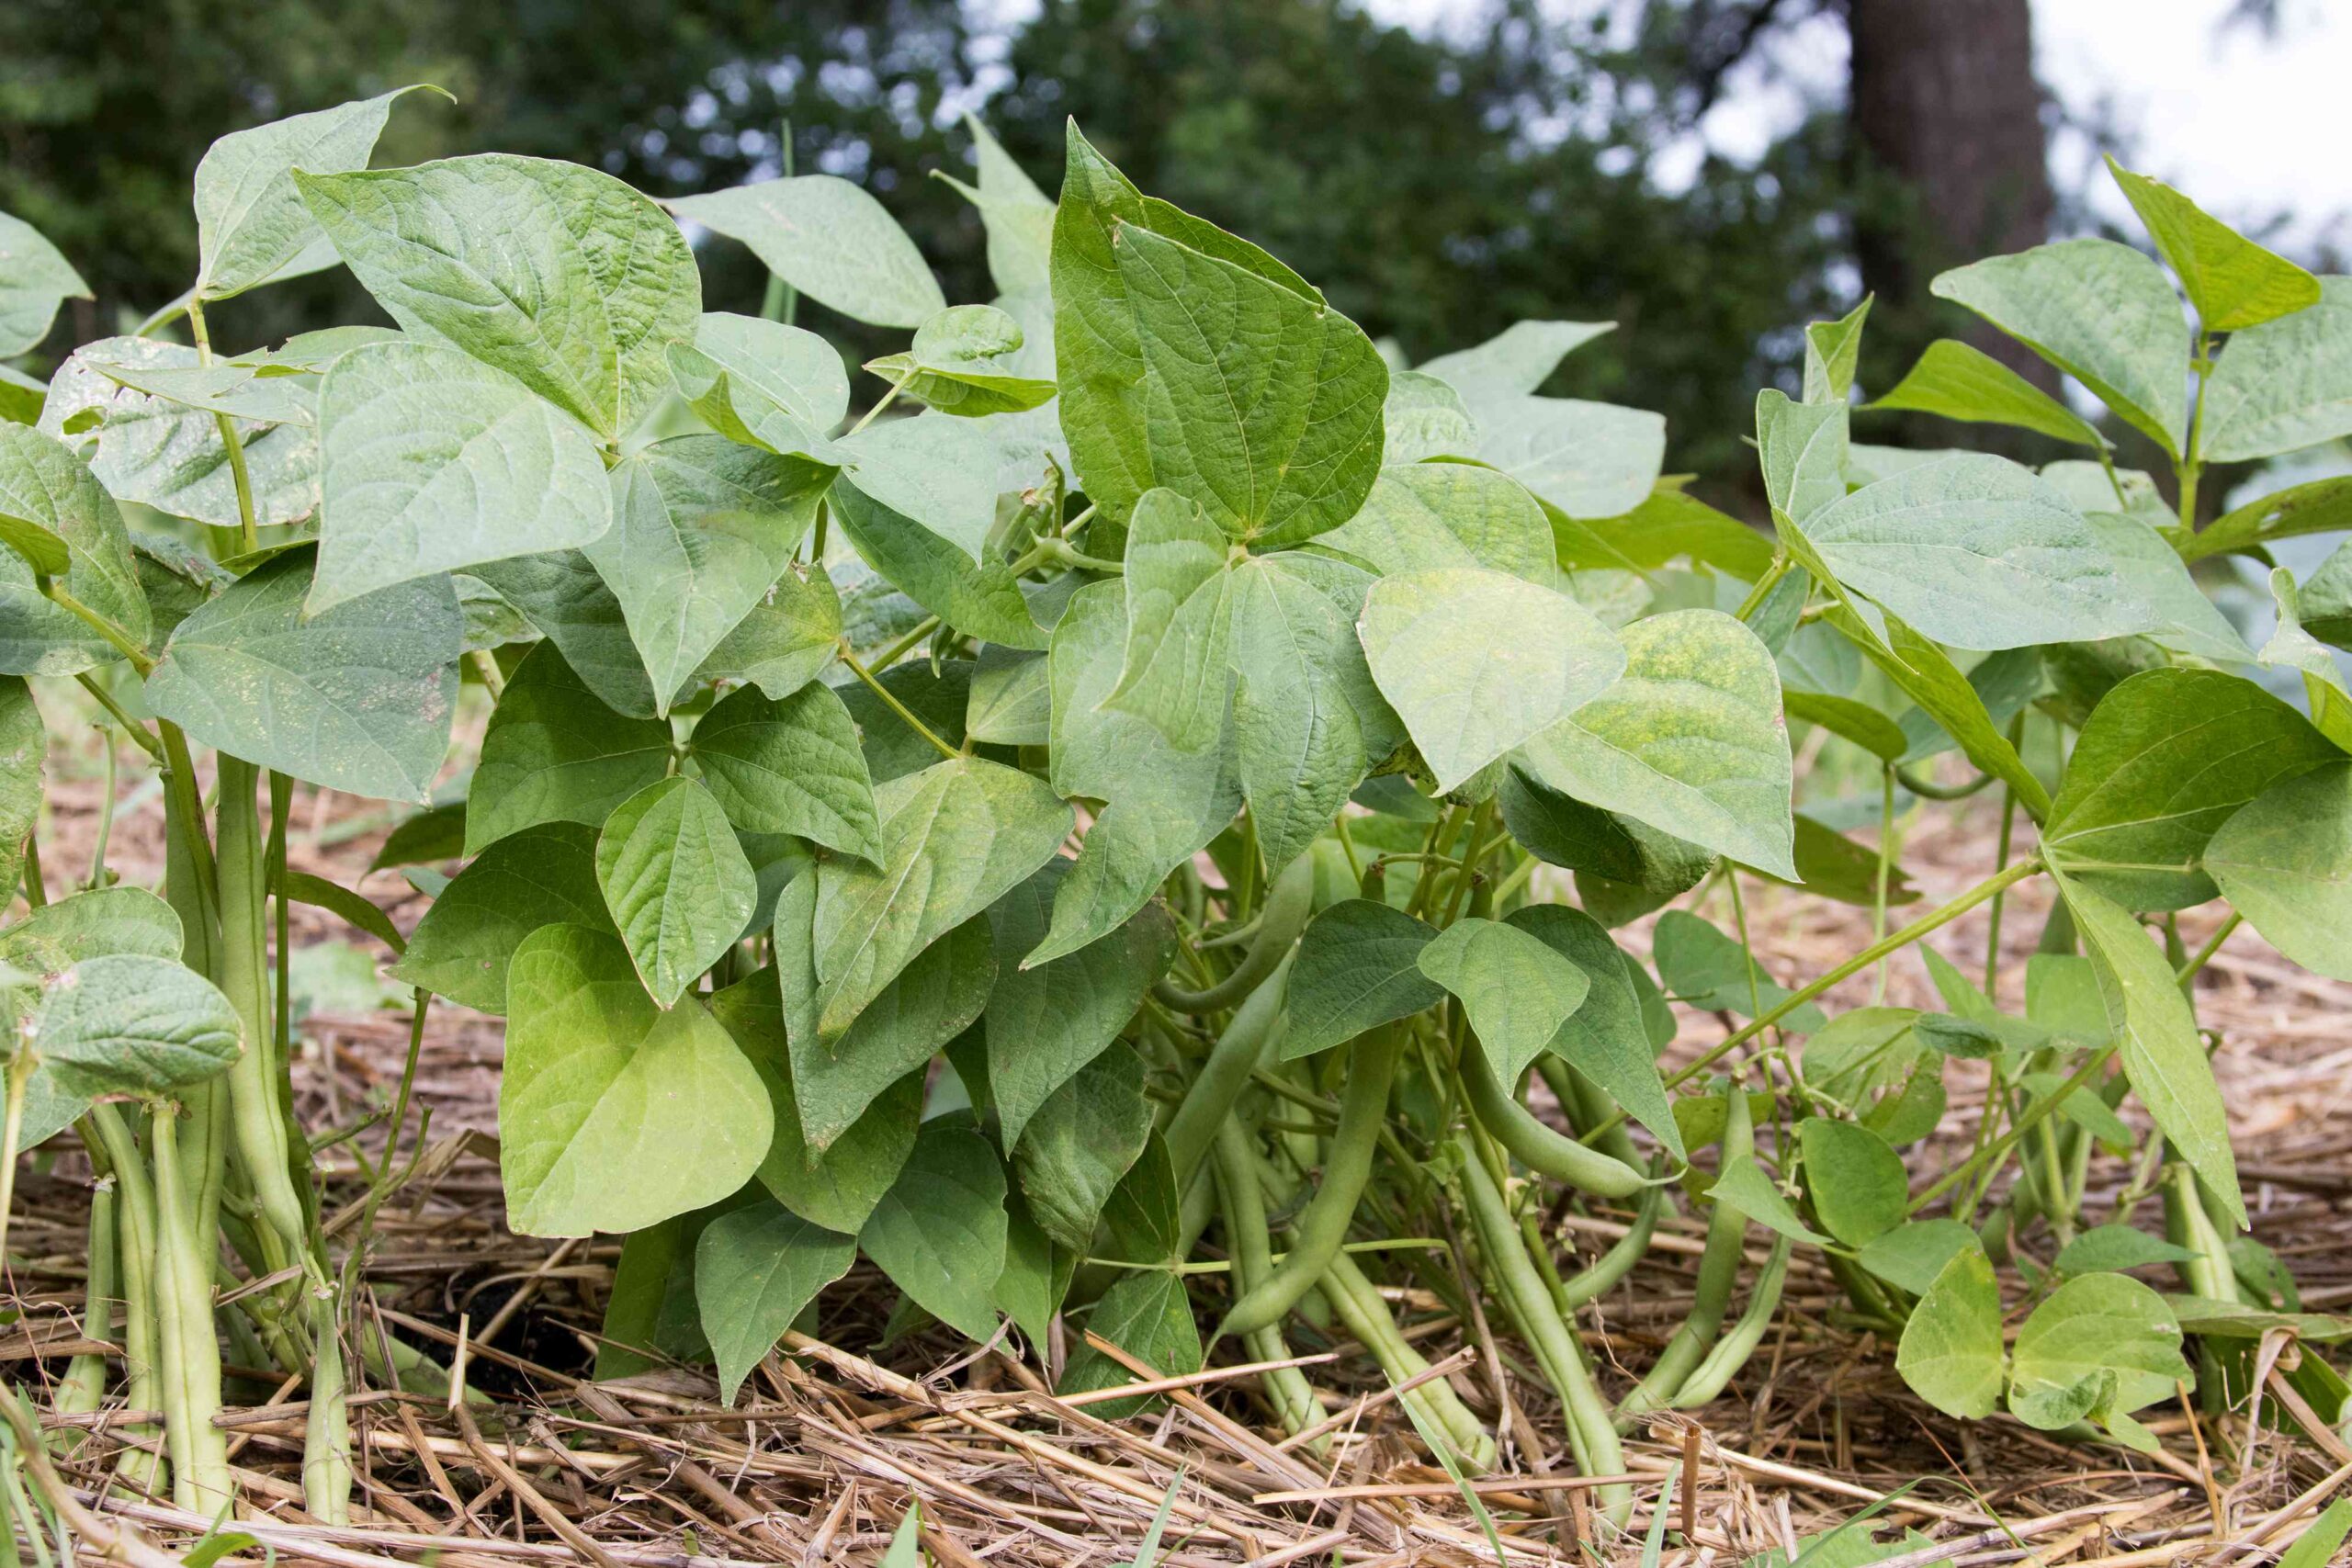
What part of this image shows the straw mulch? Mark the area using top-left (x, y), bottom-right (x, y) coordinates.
top-left (4, 724), bottom-right (2349, 1567)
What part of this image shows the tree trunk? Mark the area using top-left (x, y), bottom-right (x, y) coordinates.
top-left (1847, 0), bottom-right (2057, 392)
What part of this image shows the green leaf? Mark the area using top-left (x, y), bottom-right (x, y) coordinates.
top-left (833, 415), bottom-right (1000, 563)
top-left (829, 477), bottom-right (1048, 651)
top-left (299, 153), bottom-right (701, 439)
top-left (1419, 320), bottom-right (1612, 400)
top-left (838, 658), bottom-right (972, 784)
top-left (2207, 760), bottom-right (2352, 983)
top-left (146, 548), bottom-right (458, 803)
top-left (0, 423), bottom-right (149, 645)
top-left (390, 823), bottom-right (612, 1013)
top-left (2055, 1224), bottom-right (2201, 1276)
top-left (594, 776), bottom-right (758, 1007)
top-left (1283, 899), bottom-right (1442, 1062)
top-left (669, 175), bottom-right (944, 330)
top-left (1470, 396), bottom-right (1666, 521)
top-left (1895, 1247), bottom-right (2006, 1418)
top-left (2044, 668), bottom-right (2336, 910)
top-left (1868, 339), bottom-right (2109, 449)
top-left (858, 1117), bottom-right (1008, 1341)
top-left (1059, 1269), bottom-right (1203, 1417)
top-left (1507, 904), bottom-right (1682, 1158)
top-left (2260, 567), bottom-right (2352, 750)
top-left (866, 305), bottom-right (1056, 417)
top-left (40, 337), bottom-right (316, 529)
top-left (1804, 454), bottom-right (2147, 650)
top-left (1013, 1042), bottom-right (1152, 1251)
top-left (1784, 690), bottom-right (1907, 762)
top-left (1514, 608), bottom-right (1795, 879)
top-left (1803, 297), bottom-right (1871, 403)
top-left (692, 562), bottom-right (841, 704)
top-left (1052, 125), bottom-right (1386, 547)
top-left (667, 311), bottom-right (848, 457)
top-left (694, 1198), bottom-right (856, 1402)
top-left (467, 550), bottom-right (659, 718)
top-left (1317, 463), bottom-right (1552, 583)
top-left (0, 210), bottom-right (89, 356)
top-left (2278, 1502), bottom-right (2352, 1568)
top-left (1796, 1118), bottom-right (1906, 1247)
top-left (2060, 873), bottom-right (2244, 1228)
top-left (982, 859), bottom-right (1172, 1148)
top-left (585, 437), bottom-right (827, 708)
top-left (944, 115), bottom-right (1056, 298)
top-left (1931, 239), bottom-right (2192, 457)
top-left (34, 954), bottom-right (242, 1098)
top-left (688, 682), bottom-right (881, 862)
top-left (1858, 1219), bottom-right (1983, 1297)
top-left (501, 923), bottom-right (770, 1235)
top-left (193, 87), bottom-right (439, 301)
top-left (1381, 373), bottom-right (1479, 464)
top-left (707, 965), bottom-right (921, 1233)
top-left (2085, 510), bottom-right (2252, 666)
top-left (809, 755), bottom-right (1073, 1041)
top-left (1227, 550), bottom-right (1396, 869)
top-left (2008, 1271), bottom-right (2188, 1430)
top-left (1756, 389), bottom-right (1849, 526)
top-left (77, 356), bottom-right (317, 430)
top-left (1416, 916), bottom-right (1590, 1083)
top-left (1498, 766), bottom-right (1713, 894)
top-left (1038, 583), bottom-right (1239, 964)
top-left (467, 644), bottom-right (673, 852)
top-left (2199, 276), bottom-right (2352, 462)
top-left (1651, 910), bottom-right (1826, 1031)
top-left (1107, 488), bottom-right (1234, 752)
top-left (1708, 1154), bottom-right (1828, 1245)
top-left (0, 685), bottom-right (37, 910)
top-left (1361, 566), bottom-right (1624, 794)
top-left (309, 340), bottom-right (615, 614)
top-left (2107, 158), bottom-right (2321, 334)
top-left (965, 647), bottom-right (1050, 746)
top-left (0, 887), bottom-right (180, 976)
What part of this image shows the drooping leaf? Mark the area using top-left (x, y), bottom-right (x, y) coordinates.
top-left (1514, 608), bottom-right (1795, 878)
top-left (2043, 668), bottom-right (2336, 910)
top-left (468, 549), bottom-right (659, 718)
top-left (688, 681), bottom-right (882, 862)
top-left (1317, 463), bottom-right (1552, 583)
top-left (833, 415), bottom-right (1001, 563)
top-left (2207, 761), bottom-right (2352, 983)
top-left (858, 1117), bottom-right (1008, 1341)
top-left (1283, 899), bottom-right (1442, 1062)
top-left (1106, 487), bottom-right (1235, 753)
top-left (1417, 917), bottom-right (1591, 1084)
top-left (1013, 1042), bottom-right (1152, 1251)
top-left (1361, 566), bottom-right (1624, 794)
top-left (390, 823), bottom-right (614, 1013)
top-left (2007, 1271), bottom-right (2189, 1430)
top-left (466, 644), bottom-right (673, 852)
top-left (1059, 1269), bottom-right (1203, 1417)
top-left (2259, 568), bottom-right (2352, 750)
top-left (1895, 1247), bottom-right (2006, 1419)
top-left (1931, 239), bottom-right (2193, 456)
top-left (1803, 453), bottom-right (2147, 651)
top-left (1796, 1118), bottom-right (1906, 1247)
top-left (0, 211), bottom-right (90, 356)
top-left (2056, 1224), bottom-right (2202, 1277)
top-left (309, 340), bottom-right (615, 613)
top-left (1052, 125), bottom-right (1386, 547)
top-left (1651, 910), bottom-right (1826, 1032)
top-left (694, 1198), bottom-right (856, 1401)
top-left (1498, 766), bottom-right (1714, 898)
top-left (146, 548), bottom-right (458, 803)
top-left (809, 755), bottom-right (1073, 1040)
top-left (691, 561), bottom-right (842, 703)
top-left (2107, 157), bottom-right (2321, 334)
top-left (965, 646), bottom-right (1050, 746)
top-left (1418, 320), bottom-right (1613, 400)
top-left (1507, 904), bottom-right (1681, 1158)
top-left (1859, 1220), bottom-right (1984, 1298)
top-left (865, 304), bottom-right (1056, 417)
top-left (670, 175), bottom-right (945, 329)
top-left (594, 777), bottom-right (758, 1008)
top-left (33, 954), bottom-right (242, 1101)
top-left (829, 477), bottom-right (1049, 650)
top-left (666, 311), bottom-right (848, 457)
top-left (2083, 510), bottom-right (2252, 666)
top-left (586, 437), bottom-right (827, 708)
top-left (298, 153), bottom-right (701, 439)
top-left (1868, 339), bottom-right (2109, 449)
top-left (983, 859), bottom-right (1172, 1148)
top-left (500, 923), bottom-right (770, 1236)
top-left (1470, 396), bottom-right (1666, 521)
top-left (2060, 874), bottom-right (2244, 1227)
top-left (193, 87), bottom-right (440, 301)
top-left (0, 423), bottom-right (149, 647)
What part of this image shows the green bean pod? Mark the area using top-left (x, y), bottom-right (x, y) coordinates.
top-left (216, 755), bottom-right (310, 1257)
top-left (148, 1104), bottom-right (232, 1515)
top-left (1152, 854), bottom-right (1315, 1014)
top-left (1670, 1235), bottom-right (1792, 1408)
top-left (1554, 1172), bottom-right (1668, 1312)
top-left (1617, 1074), bottom-right (1751, 1428)
top-left (1460, 1046), bottom-right (1645, 1199)
top-left (1210, 1122), bottom-right (1323, 1447)
top-left (53, 1182), bottom-right (118, 1430)
top-left (1536, 1055), bottom-right (1647, 1175)
top-left (300, 1291), bottom-right (352, 1524)
top-left (85, 1109), bottom-right (165, 1495)
top-left (1318, 1249), bottom-right (1498, 1472)
top-left (1454, 1131), bottom-right (1630, 1522)
top-left (1161, 951), bottom-right (1294, 1188)
top-left (1219, 1023), bottom-right (1403, 1337)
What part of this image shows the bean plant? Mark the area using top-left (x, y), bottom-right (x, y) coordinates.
top-left (3, 94), bottom-right (2351, 1537)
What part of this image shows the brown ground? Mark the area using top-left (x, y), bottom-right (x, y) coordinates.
top-left (3, 698), bottom-right (2348, 1566)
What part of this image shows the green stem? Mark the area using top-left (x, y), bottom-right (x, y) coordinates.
top-left (2177, 911), bottom-right (2240, 993)
top-left (1872, 763), bottom-right (1894, 1000)
top-left (74, 673), bottom-right (162, 760)
top-left (1981, 711), bottom-right (2026, 1000)
top-left (185, 299), bottom-right (260, 555)
top-left (843, 369), bottom-right (912, 438)
top-left (215, 756), bottom-right (309, 1260)
top-left (17, 830), bottom-right (44, 910)
top-left (84, 739), bottom-right (116, 890)
top-left (42, 582), bottom-right (152, 674)
top-left (869, 615), bottom-right (942, 674)
top-left (468, 649), bottom-right (505, 700)
top-left (838, 645), bottom-right (957, 761)
top-left (54, 1181), bottom-right (119, 1426)
top-left (759, 120), bottom-right (798, 324)
top-left (0, 1055), bottom-right (28, 1259)
top-left (1732, 555), bottom-right (1792, 621)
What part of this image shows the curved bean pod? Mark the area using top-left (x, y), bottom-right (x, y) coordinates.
top-left (1461, 1046), bottom-right (1647, 1199)
top-left (1152, 855), bottom-right (1315, 1014)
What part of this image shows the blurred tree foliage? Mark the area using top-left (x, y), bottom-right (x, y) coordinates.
top-left (0, 0), bottom-right (1908, 491)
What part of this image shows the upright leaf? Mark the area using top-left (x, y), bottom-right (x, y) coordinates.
top-left (390, 823), bottom-right (615, 1013)
top-left (1802, 297), bottom-right (1871, 403)
top-left (864, 304), bottom-right (1056, 417)
top-left (1868, 340), bottom-right (2109, 449)
top-left (829, 478), bottom-right (1049, 651)
top-left (500, 924), bottom-right (771, 1235)
top-left (298, 154), bottom-right (702, 439)
top-left (0, 679), bottom-right (40, 903)
top-left (1053, 125), bottom-right (1386, 546)
top-left (1107, 488), bottom-right (1235, 752)
top-left (1058, 1269), bottom-right (1203, 1416)
top-left (1507, 905), bottom-right (1681, 1158)
top-left (2198, 276), bottom-right (2352, 462)
top-left (1417, 321), bottom-right (1612, 400)
top-left (2007, 1271), bottom-right (2189, 1430)
top-left (669, 175), bottom-right (945, 329)
top-left (1756, 389), bottom-right (1849, 525)
top-left (1931, 239), bottom-right (2192, 456)
top-left (694, 1199), bottom-right (856, 1401)
top-left (310, 340), bottom-right (614, 612)
top-left (689, 682), bottom-right (882, 862)
top-left (1515, 608), bottom-right (1795, 879)
top-left (594, 777), bottom-right (758, 1007)
top-left (1472, 397), bottom-right (1666, 522)
top-left (0, 424), bottom-right (150, 649)
top-left (1380, 373), bottom-right (1479, 464)
top-left (468, 549), bottom-right (659, 718)
top-left (1797, 1118), bottom-right (1907, 1247)
top-left (2206, 761), bottom-right (2352, 983)
top-left (146, 548), bottom-right (458, 803)
top-left (832, 415), bottom-right (1001, 562)
top-left (1283, 899), bottom-right (1442, 1062)
top-left (1359, 566), bottom-right (1624, 794)
top-left (1894, 1248), bottom-right (2006, 1419)
top-left (466, 644), bottom-right (673, 852)
top-left (2107, 157), bottom-right (2321, 334)
top-left (1318, 463), bottom-right (1553, 583)
top-left (666, 312), bottom-right (849, 458)
top-left (1013, 1042), bottom-right (1153, 1251)
top-left (943, 114), bottom-right (1057, 298)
